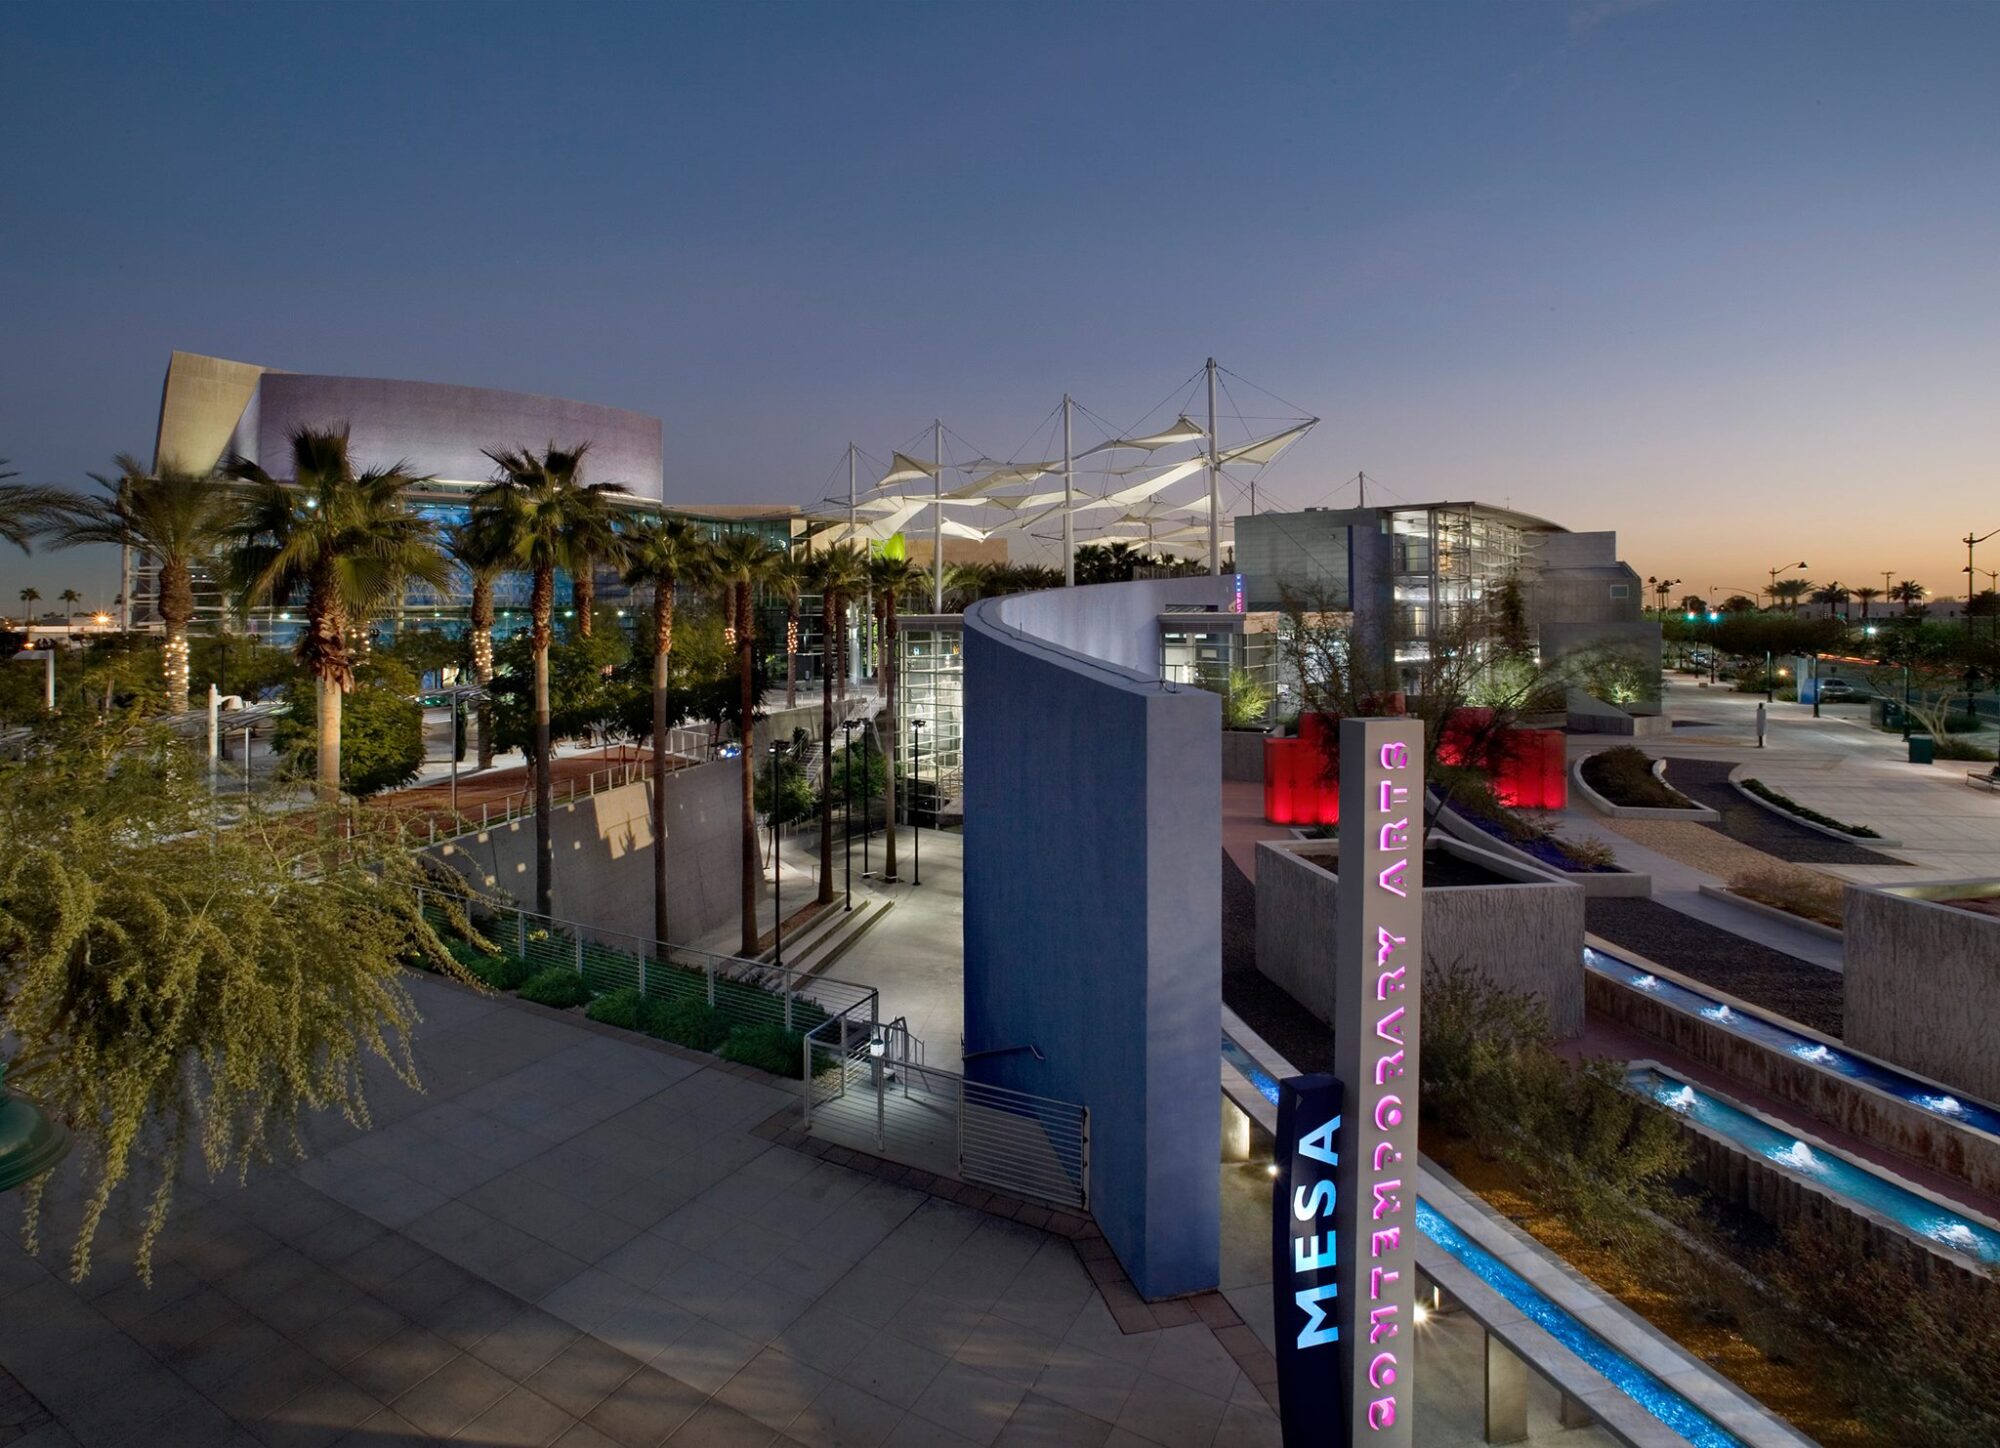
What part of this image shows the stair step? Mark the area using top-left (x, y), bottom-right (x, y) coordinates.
top-left (798, 899), bottom-right (895, 979)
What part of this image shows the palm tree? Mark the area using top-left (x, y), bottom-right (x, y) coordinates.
top-left (709, 532), bottom-right (783, 953)
top-left (621, 516), bottom-right (712, 945)
top-left (17, 587), bottom-right (40, 624)
top-left (812, 544), bottom-right (870, 905)
top-left (769, 552), bottom-right (807, 709)
top-left (445, 520), bottom-right (511, 769)
top-left (1853, 586), bottom-right (1882, 625)
top-left (1891, 579), bottom-right (1927, 616)
top-left (1809, 581), bottom-right (1850, 619)
top-left (558, 481), bottom-right (627, 640)
top-left (1768, 577), bottom-right (1813, 614)
top-left (866, 553), bottom-right (927, 882)
top-left (472, 443), bottom-right (620, 915)
top-left (0, 461), bottom-right (77, 554)
top-left (224, 428), bottom-right (446, 801)
top-left (58, 589), bottom-right (81, 633)
top-left (46, 456), bottom-right (238, 712)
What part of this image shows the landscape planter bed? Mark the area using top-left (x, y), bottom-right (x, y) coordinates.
top-left (1724, 768), bottom-right (1898, 846)
top-left (1572, 752), bottom-right (1720, 822)
top-left (1433, 800), bottom-right (1651, 898)
top-left (1694, 883), bottom-right (1844, 941)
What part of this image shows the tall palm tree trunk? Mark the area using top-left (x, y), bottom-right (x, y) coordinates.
top-left (817, 588), bottom-right (837, 905)
top-left (307, 568), bottom-right (348, 803)
top-left (532, 564), bottom-right (556, 916)
top-left (575, 560), bottom-right (596, 638)
top-left (880, 590), bottom-right (901, 881)
top-left (316, 675), bottom-right (343, 802)
top-left (652, 583), bottom-right (675, 946)
top-left (161, 556), bottom-right (194, 714)
top-left (471, 577), bottom-right (496, 770)
top-left (736, 579), bottom-right (759, 955)
top-left (786, 596), bottom-right (799, 708)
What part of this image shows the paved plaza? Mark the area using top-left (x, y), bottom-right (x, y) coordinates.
top-left (0, 974), bottom-right (1281, 1448)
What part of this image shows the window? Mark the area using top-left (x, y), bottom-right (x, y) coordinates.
top-left (1608, 584), bottom-right (1630, 599)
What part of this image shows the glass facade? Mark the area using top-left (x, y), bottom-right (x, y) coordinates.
top-left (899, 622), bottom-right (963, 819)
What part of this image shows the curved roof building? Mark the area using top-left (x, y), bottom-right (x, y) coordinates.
top-left (153, 350), bottom-right (663, 499)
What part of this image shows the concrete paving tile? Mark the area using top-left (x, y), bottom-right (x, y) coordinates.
top-left (786, 1379), bottom-right (906, 1448)
top-left (454, 1385), bottom-right (579, 1447)
top-left (593, 1293), bottom-right (700, 1366)
top-left (662, 1400), bottom-right (780, 1447)
top-left (905, 1360), bottom-right (1027, 1448)
top-left (883, 1417), bottom-right (980, 1448)
top-left (580, 1365), bottom-right (705, 1448)
top-left (1109, 1373), bottom-right (1225, 1448)
top-left (429, 1278), bottom-right (530, 1352)
top-left (951, 1315), bottom-right (1061, 1392)
top-left (255, 1373), bottom-right (386, 1448)
top-left (467, 1306), bottom-right (584, 1382)
top-left (878, 1288), bottom-right (984, 1358)
top-left (524, 1336), bottom-right (646, 1419)
top-left (990, 1393), bottom-right (1111, 1448)
top-left (838, 1329), bottom-right (950, 1410)
top-left (540, 1267), bottom-right (652, 1335)
top-left (650, 1319), bottom-right (761, 1394)
top-left (392, 1352), bottom-right (514, 1439)
top-left (769, 1300), bottom-right (871, 1377)
top-left (1026, 1345), bottom-right (1138, 1427)
top-left (713, 1348), bottom-right (828, 1434)
top-left (211, 1342), bottom-right (348, 1424)
top-left (1211, 1400), bottom-right (1280, 1448)
top-left (486, 1242), bottom-right (593, 1303)
top-left (328, 1408), bottom-right (440, 1448)
top-left (340, 1325), bottom-right (462, 1405)
top-left (1132, 1326), bottom-right (1238, 1403)
top-left (703, 1282), bottom-right (812, 1345)
top-left (550, 1425), bottom-right (624, 1448)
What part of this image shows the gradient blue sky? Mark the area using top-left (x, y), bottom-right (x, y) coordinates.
top-left (3, 0), bottom-right (1996, 608)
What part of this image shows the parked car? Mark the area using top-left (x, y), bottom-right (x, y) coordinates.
top-left (1818, 678), bottom-right (1868, 702)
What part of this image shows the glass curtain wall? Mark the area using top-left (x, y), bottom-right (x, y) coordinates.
top-left (898, 622), bottom-right (963, 822)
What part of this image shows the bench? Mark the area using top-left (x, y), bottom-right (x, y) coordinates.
top-left (1969, 770), bottom-right (2000, 793)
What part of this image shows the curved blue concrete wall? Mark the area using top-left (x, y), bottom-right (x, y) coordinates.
top-left (242, 373), bottom-right (663, 499)
top-left (963, 577), bottom-right (1224, 1299)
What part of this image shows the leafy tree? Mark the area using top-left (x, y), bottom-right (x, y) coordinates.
top-left (709, 533), bottom-right (783, 952)
top-left (487, 626), bottom-right (634, 760)
top-left (272, 656), bottom-right (425, 797)
top-left (753, 727), bottom-right (817, 827)
top-left (472, 444), bottom-right (621, 914)
top-left (620, 516), bottom-right (712, 944)
top-left (0, 716), bottom-right (473, 1281)
top-left (1677, 594), bottom-right (1707, 617)
top-left (46, 457), bottom-right (240, 713)
top-left (1200, 665), bottom-right (1274, 727)
top-left (188, 633), bottom-right (300, 703)
top-left (1718, 594), bottom-right (1759, 614)
top-left (224, 428), bottom-right (446, 802)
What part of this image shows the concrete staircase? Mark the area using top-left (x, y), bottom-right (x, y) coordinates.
top-left (759, 894), bottom-right (895, 979)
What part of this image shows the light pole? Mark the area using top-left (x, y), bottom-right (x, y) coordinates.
top-left (769, 741), bottom-right (785, 965)
top-left (840, 718), bottom-right (859, 910)
top-left (1767, 562), bottom-right (1807, 611)
top-left (860, 722), bottom-right (873, 878)
top-left (909, 718), bottom-right (926, 887)
top-left (1962, 529), bottom-right (1999, 631)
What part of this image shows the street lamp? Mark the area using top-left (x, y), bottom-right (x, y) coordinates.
top-left (1962, 529), bottom-right (1999, 630)
top-left (909, 718), bottom-right (927, 887)
top-left (1767, 562), bottom-right (1807, 611)
top-left (840, 717), bottom-right (860, 911)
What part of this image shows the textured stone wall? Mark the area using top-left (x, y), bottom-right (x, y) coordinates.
top-left (1846, 885), bottom-right (2000, 1105)
top-left (431, 757), bottom-right (755, 949)
top-left (1256, 837), bottom-right (1586, 1039)
top-left (1221, 729), bottom-right (1266, 782)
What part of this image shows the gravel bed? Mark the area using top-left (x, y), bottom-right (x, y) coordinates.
top-left (1662, 757), bottom-right (1902, 865)
top-left (1222, 852), bottom-right (1335, 1072)
top-left (1585, 897), bottom-right (1844, 1037)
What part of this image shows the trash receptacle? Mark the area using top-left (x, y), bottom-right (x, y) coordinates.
top-left (1908, 734), bottom-right (1935, 765)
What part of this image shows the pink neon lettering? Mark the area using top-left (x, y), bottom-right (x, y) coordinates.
top-left (1372, 1141), bottom-right (1402, 1171)
top-left (1374, 1050), bottom-right (1405, 1086)
top-left (1368, 1397), bottom-right (1398, 1430)
top-left (1377, 780), bottom-right (1407, 811)
top-left (1374, 1096), bottom-right (1403, 1130)
top-left (1372, 1179), bottom-right (1404, 1219)
top-left (1380, 742), bottom-right (1409, 768)
top-left (1375, 927), bottom-right (1405, 966)
top-left (1375, 1006), bottom-right (1405, 1042)
top-left (1368, 1304), bottom-right (1400, 1342)
top-left (1377, 858), bottom-right (1408, 897)
top-left (1368, 1351), bottom-right (1398, 1389)
top-left (1370, 1266), bottom-right (1400, 1299)
top-left (1376, 966), bottom-right (1406, 1000)
top-left (1378, 819), bottom-right (1409, 851)
top-left (1371, 1227), bottom-right (1402, 1256)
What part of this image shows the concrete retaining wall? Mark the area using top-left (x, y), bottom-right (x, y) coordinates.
top-left (1433, 803), bottom-right (1651, 898)
top-left (430, 757), bottom-right (756, 948)
top-left (1587, 959), bottom-right (2000, 1199)
top-left (1846, 881), bottom-right (2000, 1106)
top-left (1257, 835), bottom-right (1585, 1038)
top-left (1221, 729), bottom-right (1266, 782)
top-left (963, 579), bottom-right (1224, 1300)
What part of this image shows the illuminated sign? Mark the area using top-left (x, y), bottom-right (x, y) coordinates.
top-left (1273, 1074), bottom-right (1346, 1443)
top-left (1334, 716), bottom-right (1421, 1443)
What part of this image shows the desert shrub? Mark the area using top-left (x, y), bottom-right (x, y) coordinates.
top-left (719, 1022), bottom-right (811, 1078)
top-left (1738, 778), bottom-right (1881, 836)
top-left (454, 943), bottom-right (535, 991)
top-left (1580, 747), bottom-right (1688, 808)
top-left (1557, 834), bottom-right (1618, 869)
top-left (585, 988), bottom-right (649, 1030)
top-left (1420, 958), bottom-right (1551, 1140)
top-left (1933, 734), bottom-right (1998, 761)
top-left (1763, 1222), bottom-right (2000, 1445)
top-left (517, 968), bottom-right (592, 1009)
top-left (1729, 868), bottom-right (1845, 930)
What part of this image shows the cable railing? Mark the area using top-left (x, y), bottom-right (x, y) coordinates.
top-left (411, 885), bottom-right (878, 1038)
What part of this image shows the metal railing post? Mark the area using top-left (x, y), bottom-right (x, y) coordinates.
top-left (1080, 1110), bottom-right (1090, 1209)
top-left (574, 934), bottom-right (584, 977)
top-left (955, 1076), bottom-right (966, 1179)
top-left (706, 957), bottom-right (716, 1007)
top-left (783, 962), bottom-right (794, 1031)
top-left (516, 911), bottom-right (525, 958)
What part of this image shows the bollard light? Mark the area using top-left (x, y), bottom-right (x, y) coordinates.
top-left (868, 1035), bottom-right (887, 1059)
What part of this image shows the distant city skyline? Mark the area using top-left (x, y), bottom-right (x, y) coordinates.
top-left (2, 0), bottom-right (1995, 606)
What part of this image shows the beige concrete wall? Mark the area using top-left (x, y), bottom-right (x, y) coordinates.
top-left (1255, 836), bottom-right (1586, 1039)
top-left (153, 350), bottom-right (267, 473)
top-left (1846, 883), bottom-right (2000, 1105)
top-left (430, 756), bottom-right (759, 948)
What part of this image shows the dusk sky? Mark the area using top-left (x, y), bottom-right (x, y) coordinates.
top-left (3, 0), bottom-right (1996, 608)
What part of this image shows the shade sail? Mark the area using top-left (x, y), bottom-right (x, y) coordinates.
top-left (1217, 420), bottom-right (1314, 468)
top-left (875, 452), bottom-right (940, 488)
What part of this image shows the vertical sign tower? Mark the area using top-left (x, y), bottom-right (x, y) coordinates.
top-left (1335, 716), bottom-right (1421, 1442)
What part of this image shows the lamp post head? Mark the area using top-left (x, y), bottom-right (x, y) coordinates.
top-left (868, 1035), bottom-right (887, 1059)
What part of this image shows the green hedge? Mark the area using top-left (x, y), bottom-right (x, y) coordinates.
top-left (1740, 778), bottom-right (1882, 837)
top-left (518, 968), bottom-right (593, 1009)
